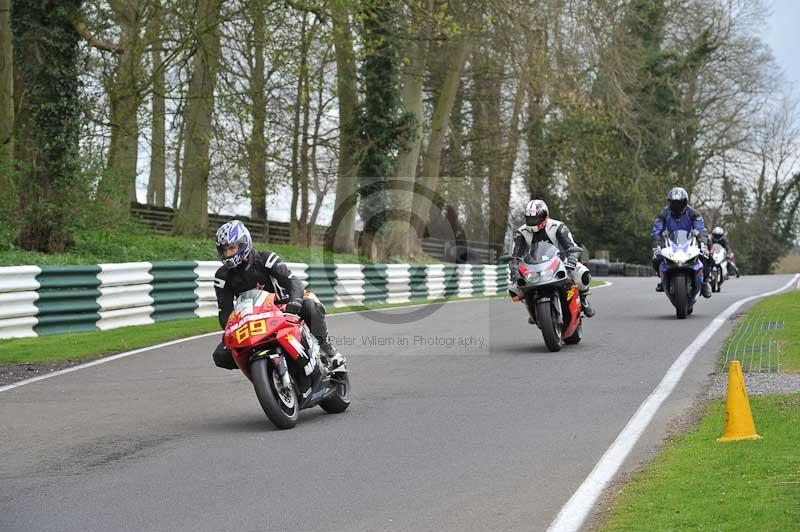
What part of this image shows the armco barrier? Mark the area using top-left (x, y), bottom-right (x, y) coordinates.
top-left (588, 260), bottom-right (654, 277)
top-left (0, 261), bottom-right (510, 340)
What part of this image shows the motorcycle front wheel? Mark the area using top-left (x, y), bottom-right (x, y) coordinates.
top-left (251, 357), bottom-right (299, 430)
top-left (673, 273), bottom-right (689, 320)
top-left (537, 300), bottom-right (562, 352)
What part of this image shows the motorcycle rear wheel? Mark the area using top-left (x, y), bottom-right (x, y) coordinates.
top-left (251, 358), bottom-right (299, 430)
top-left (537, 301), bottom-right (562, 352)
top-left (673, 274), bottom-right (689, 320)
top-left (320, 372), bottom-right (351, 414)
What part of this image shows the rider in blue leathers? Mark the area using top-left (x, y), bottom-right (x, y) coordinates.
top-left (651, 187), bottom-right (713, 298)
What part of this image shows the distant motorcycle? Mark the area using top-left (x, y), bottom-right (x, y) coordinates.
top-left (224, 289), bottom-right (350, 429)
top-left (657, 230), bottom-right (704, 319)
top-left (708, 243), bottom-right (728, 293)
top-left (501, 243), bottom-right (584, 352)
top-left (727, 252), bottom-right (741, 278)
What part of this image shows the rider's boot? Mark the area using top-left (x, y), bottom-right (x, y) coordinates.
top-left (319, 339), bottom-right (346, 369)
top-left (655, 281), bottom-right (664, 292)
top-left (580, 290), bottom-right (595, 318)
top-left (702, 279), bottom-right (712, 298)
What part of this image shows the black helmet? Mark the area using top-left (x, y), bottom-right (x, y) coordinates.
top-left (667, 187), bottom-right (689, 217)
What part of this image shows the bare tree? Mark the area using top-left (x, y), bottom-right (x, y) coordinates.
top-left (146, 0), bottom-right (166, 206)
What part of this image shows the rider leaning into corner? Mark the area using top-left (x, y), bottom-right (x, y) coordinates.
top-left (651, 187), bottom-right (714, 298)
top-left (511, 199), bottom-right (596, 318)
top-left (210, 220), bottom-right (345, 371)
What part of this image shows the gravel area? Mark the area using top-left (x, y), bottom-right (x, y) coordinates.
top-left (706, 372), bottom-right (800, 398)
top-left (0, 360), bottom-right (87, 388)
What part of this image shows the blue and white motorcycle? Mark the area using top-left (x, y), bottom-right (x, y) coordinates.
top-left (657, 230), bottom-right (704, 319)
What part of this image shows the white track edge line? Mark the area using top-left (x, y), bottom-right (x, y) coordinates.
top-left (0, 294), bottom-right (508, 393)
top-left (546, 273), bottom-right (800, 532)
top-left (0, 331), bottom-right (222, 393)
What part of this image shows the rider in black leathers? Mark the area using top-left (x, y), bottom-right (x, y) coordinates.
top-left (210, 220), bottom-right (344, 370)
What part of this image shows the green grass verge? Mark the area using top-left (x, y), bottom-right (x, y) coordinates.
top-left (601, 394), bottom-right (800, 531)
top-left (0, 229), bottom-right (442, 266)
top-left (0, 317), bottom-right (222, 365)
top-left (0, 295), bottom-right (508, 366)
top-left (723, 289), bottom-right (800, 373)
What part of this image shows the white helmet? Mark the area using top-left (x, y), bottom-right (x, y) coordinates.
top-left (524, 199), bottom-right (549, 232)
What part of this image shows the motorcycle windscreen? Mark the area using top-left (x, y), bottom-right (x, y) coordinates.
top-left (526, 241), bottom-right (561, 264)
top-left (670, 230), bottom-right (692, 246)
top-left (233, 289), bottom-right (275, 318)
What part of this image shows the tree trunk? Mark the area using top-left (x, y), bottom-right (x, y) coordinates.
top-left (298, 57), bottom-right (311, 246)
top-left (171, 116), bottom-right (184, 210)
top-left (325, 1), bottom-right (357, 254)
top-left (13, 0), bottom-right (83, 252)
top-left (289, 14), bottom-right (308, 244)
top-left (383, 1), bottom-right (431, 259)
top-left (306, 44), bottom-right (329, 246)
top-left (409, 38), bottom-right (472, 255)
top-left (99, 1), bottom-right (144, 213)
top-left (469, 43), bottom-right (503, 242)
top-left (489, 77), bottom-right (525, 246)
top-left (173, 0), bottom-right (223, 237)
top-left (0, 0), bottom-right (13, 172)
top-left (248, 0), bottom-right (268, 227)
top-left (147, 3), bottom-right (166, 207)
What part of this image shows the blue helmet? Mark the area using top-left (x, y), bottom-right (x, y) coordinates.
top-left (667, 187), bottom-right (689, 217)
top-left (215, 220), bottom-right (253, 269)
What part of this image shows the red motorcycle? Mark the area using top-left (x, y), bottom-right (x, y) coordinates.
top-left (501, 243), bottom-right (584, 352)
top-left (224, 289), bottom-right (350, 429)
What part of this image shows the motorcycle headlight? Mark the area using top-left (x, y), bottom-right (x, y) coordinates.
top-left (669, 253), bottom-right (687, 266)
top-left (526, 269), bottom-right (555, 283)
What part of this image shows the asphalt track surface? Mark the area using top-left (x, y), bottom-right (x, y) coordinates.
top-left (1, 275), bottom-right (794, 532)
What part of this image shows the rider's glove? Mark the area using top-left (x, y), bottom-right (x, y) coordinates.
top-left (284, 298), bottom-right (303, 315)
top-left (700, 242), bottom-right (709, 257)
top-left (652, 247), bottom-right (661, 259)
top-left (565, 256), bottom-right (578, 270)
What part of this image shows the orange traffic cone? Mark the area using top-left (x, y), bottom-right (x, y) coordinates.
top-left (718, 361), bottom-right (762, 442)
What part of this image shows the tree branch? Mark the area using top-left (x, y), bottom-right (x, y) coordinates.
top-left (71, 17), bottom-right (125, 55)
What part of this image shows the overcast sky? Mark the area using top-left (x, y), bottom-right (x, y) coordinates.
top-left (765, 0), bottom-right (800, 86)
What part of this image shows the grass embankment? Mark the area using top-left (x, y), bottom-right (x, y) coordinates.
top-left (601, 395), bottom-right (800, 531)
top-left (0, 317), bottom-right (222, 365)
top-left (0, 229), bottom-right (441, 266)
top-left (723, 289), bottom-right (800, 372)
top-left (601, 289), bottom-right (800, 531)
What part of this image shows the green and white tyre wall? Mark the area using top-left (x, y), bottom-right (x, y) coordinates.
top-left (0, 261), bottom-right (511, 340)
top-left (0, 266), bottom-right (41, 339)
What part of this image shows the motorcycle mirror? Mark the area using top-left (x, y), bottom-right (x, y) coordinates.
top-left (498, 255), bottom-right (514, 264)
